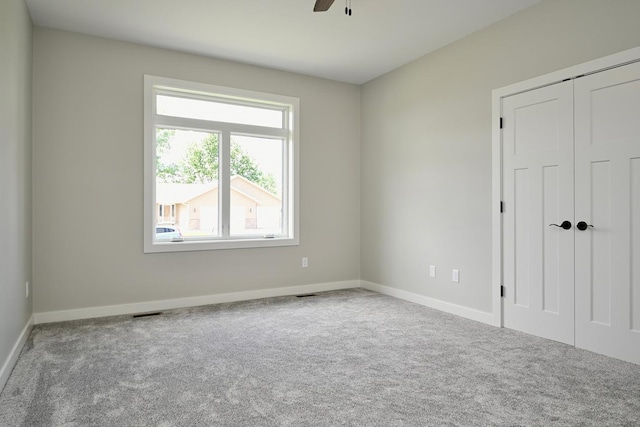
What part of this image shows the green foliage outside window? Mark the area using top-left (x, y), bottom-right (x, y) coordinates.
top-left (156, 129), bottom-right (277, 195)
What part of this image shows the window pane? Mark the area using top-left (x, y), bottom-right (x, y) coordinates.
top-left (157, 95), bottom-right (283, 129)
top-left (155, 128), bottom-right (221, 240)
top-left (229, 135), bottom-right (283, 236)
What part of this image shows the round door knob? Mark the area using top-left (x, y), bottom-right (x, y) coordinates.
top-left (549, 220), bottom-right (572, 230)
top-left (577, 221), bottom-right (594, 231)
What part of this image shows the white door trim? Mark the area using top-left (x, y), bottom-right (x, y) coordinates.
top-left (491, 46), bottom-right (640, 328)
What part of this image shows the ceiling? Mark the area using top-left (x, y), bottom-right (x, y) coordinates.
top-left (26, 0), bottom-right (540, 84)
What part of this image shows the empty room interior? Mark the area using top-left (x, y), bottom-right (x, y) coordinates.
top-left (2, 0), bottom-right (640, 425)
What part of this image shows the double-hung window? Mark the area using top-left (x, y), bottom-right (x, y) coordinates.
top-left (144, 75), bottom-right (299, 253)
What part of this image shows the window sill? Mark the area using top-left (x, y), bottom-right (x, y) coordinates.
top-left (143, 236), bottom-right (299, 253)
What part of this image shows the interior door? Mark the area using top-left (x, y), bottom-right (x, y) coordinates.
top-left (502, 81), bottom-right (575, 345)
top-left (574, 61), bottom-right (640, 364)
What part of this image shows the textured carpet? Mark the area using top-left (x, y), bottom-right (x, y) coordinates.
top-left (1, 288), bottom-right (639, 426)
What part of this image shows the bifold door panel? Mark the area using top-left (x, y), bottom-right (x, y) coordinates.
top-left (574, 61), bottom-right (640, 364)
top-left (502, 81), bottom-right (575, 345)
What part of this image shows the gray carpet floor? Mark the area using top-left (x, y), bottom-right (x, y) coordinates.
top-left (1, 288), bottom-right (639, 426)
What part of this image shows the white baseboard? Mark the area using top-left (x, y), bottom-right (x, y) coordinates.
top-left (33, 280), bottom-right (360, 324)
top-left (361, 281), bottom-right (495, 326)
top-left (33, 279), bottom-right (495, 328)
top-left (0, 315), bottom-right (33, 393)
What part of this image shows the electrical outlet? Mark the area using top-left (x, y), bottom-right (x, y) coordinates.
top-left (429, 265), bottom-right (436, 278)
top-left (452, 270), bottom-right (460, 283)
top-left (26, 281), bottom-right (29, 298)
top-left (302, 257), bottom-right (309, 268)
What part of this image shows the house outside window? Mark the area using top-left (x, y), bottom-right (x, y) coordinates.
top-left (144, 75), bottom-right (299, 253)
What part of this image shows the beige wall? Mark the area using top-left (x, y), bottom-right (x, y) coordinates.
top-left (176, 204), bottom-right (189, 232)
top-left (360, 0), bottom-right (640, 313)
top-left (32, 29), bottom-right (361, 313)
top-left (0, 0), bottom-right (32, 382)
top-left (161, 181), bottom-right (281, 231)
top-left (188, 189), bottom-right (219, 231)
top-left (232, 177), bottom-right (281, 207)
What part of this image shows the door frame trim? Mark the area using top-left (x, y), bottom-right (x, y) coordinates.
top-left (491, 46), bottom-right (640, 328)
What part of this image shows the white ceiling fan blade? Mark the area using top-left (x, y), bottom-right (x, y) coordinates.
top-left (313, 0), bottom-right (336, 12)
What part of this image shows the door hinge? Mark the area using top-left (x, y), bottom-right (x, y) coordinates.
top-left (500, 285), bottom-right (505, 298)
top-left (500, 201), bottom-right (504, 213)
top-left (499, 117), bottom-right (503, 129)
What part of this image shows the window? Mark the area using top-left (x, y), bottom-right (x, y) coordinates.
top-left (144, 75), bottom-right (299, 253)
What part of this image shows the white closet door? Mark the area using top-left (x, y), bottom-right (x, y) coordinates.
top-left (574, 61), bottom-right (640, 364)
top-left (502, 81), bottom-right (575, 345)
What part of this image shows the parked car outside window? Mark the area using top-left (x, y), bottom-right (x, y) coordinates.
top-left (155, 225), bottom-right (182, 242)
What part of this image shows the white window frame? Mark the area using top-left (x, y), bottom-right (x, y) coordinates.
top-left (144, 75), bottom-right (299, 253)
